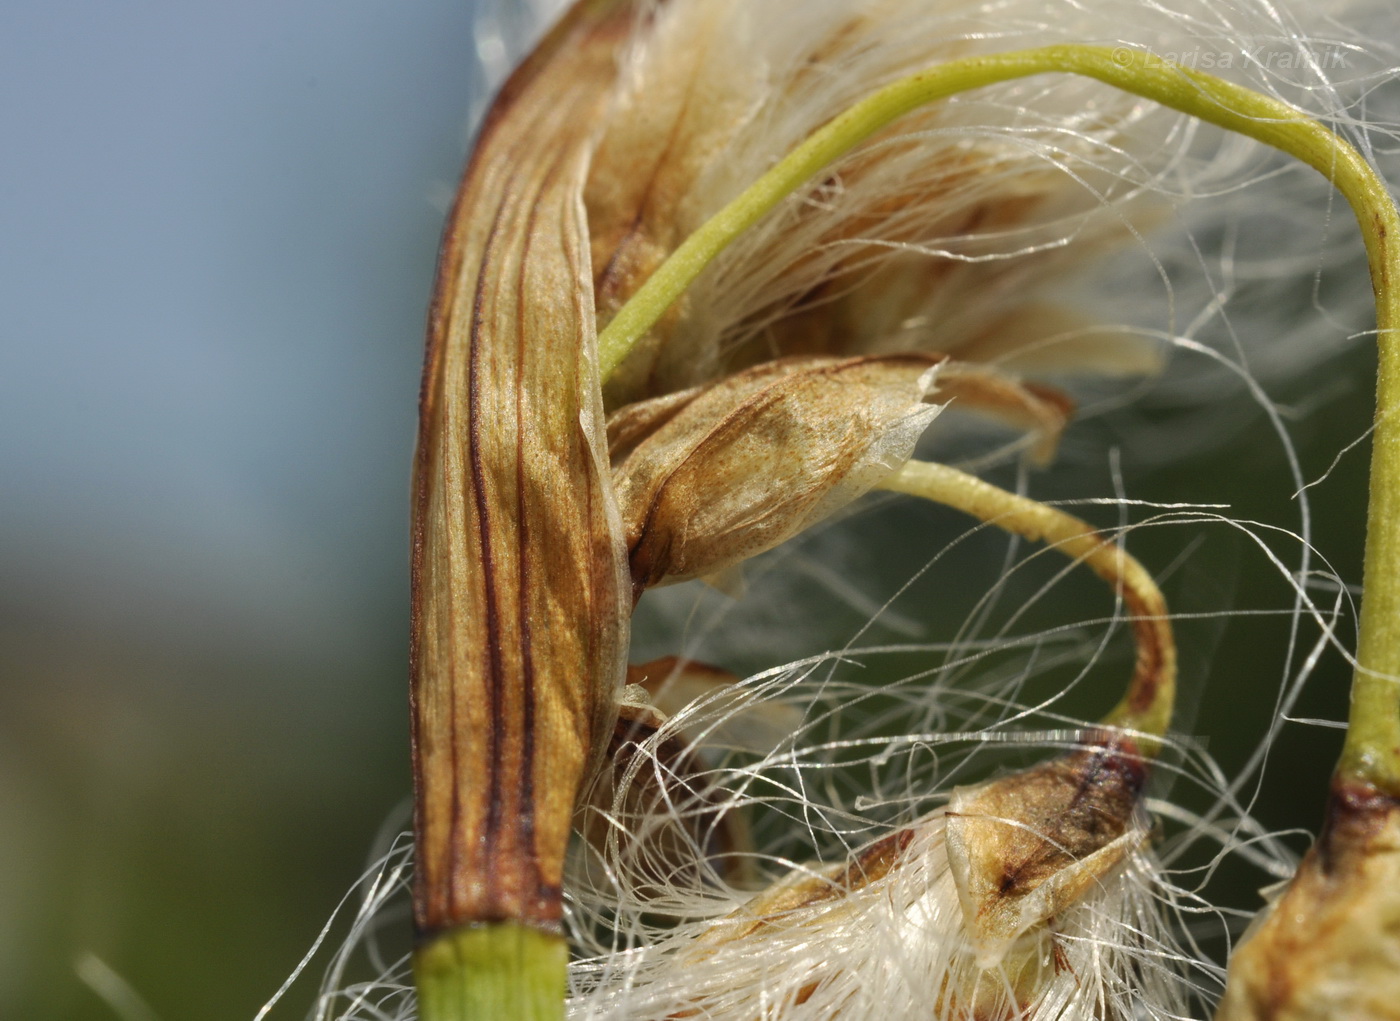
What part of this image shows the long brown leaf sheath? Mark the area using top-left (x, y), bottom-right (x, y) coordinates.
top-left (411, 0), bottom-right (633, 941)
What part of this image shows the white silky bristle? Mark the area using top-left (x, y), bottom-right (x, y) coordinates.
top-left (567, 815), bottom-right (1199, 1020)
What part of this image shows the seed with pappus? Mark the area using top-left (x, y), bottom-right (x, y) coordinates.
top-left (568, 734), bottom-right (1195, 1021)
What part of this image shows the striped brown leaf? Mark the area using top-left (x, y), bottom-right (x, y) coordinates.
top-left (410, 0), bottom-right (635, 937)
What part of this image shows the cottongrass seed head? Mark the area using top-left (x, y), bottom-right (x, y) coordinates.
top-left (255, 0), bottom-right (1400, 1016)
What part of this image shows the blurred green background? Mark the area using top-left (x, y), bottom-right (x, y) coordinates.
top-left (0, 2), bottom-right (1382, 1019)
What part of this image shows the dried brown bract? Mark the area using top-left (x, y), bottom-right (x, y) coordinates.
top-left (613, 354), bottom-right (941, 596)
top-left (946, 733), bottom-right (1149, 969)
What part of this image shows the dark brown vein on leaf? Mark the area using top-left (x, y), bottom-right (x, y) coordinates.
top-left (512, 135), bottom-right (579, 897)
top-left (467, 195), bottom-right (512, 899)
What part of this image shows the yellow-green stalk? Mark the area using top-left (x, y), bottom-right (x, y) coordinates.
top-left (415, 925), bottom-right (568, 1021)
top-left (881, 459), bottom-right (1175, 745)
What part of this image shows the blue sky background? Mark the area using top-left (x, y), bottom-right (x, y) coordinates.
top-left (0, 4), bottom-right (507, 1017)
top-left (0, 0), bottom-right (486, 682)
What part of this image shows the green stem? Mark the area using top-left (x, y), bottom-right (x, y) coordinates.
top-left (882, 459), bottom-right (1175, 746)
top-left (414, 924), bottom-right (568, 1021)
top-left (596, 43), bottom-right (1400, 791)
